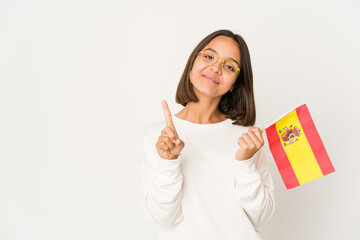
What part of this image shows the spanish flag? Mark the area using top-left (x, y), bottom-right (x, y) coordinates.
top-left (264, 104), bottom-right (335, 189)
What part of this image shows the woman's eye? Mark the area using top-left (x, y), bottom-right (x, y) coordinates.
top-left (204, 55), bottom-right (213, 60)
top-left (225, 65), bottom-right (235, 72)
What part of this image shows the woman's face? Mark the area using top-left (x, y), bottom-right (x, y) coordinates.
top-left (189, 35), bottom-right (241, 98)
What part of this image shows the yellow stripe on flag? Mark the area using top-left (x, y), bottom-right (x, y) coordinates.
top-left (275, 109), bottom-right (323, 185)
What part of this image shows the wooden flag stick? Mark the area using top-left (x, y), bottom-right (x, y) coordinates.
top-left (259, 102), bottom-right (307, 135)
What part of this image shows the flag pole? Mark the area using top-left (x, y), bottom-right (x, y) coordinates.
top-left (260, 102), bottom-right (307, 134)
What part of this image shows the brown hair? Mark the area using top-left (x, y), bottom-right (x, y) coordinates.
top-left (175, 29), bottom-right (255, 126)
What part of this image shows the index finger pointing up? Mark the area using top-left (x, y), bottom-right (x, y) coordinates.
top-left (161, 100), bottom-right (176, 130)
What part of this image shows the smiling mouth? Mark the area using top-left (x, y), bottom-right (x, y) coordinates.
top-left (203, 75), bottom-right (219, 84)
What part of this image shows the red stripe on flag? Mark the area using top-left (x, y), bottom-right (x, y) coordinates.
top-left (296, 104), bottom-right (335, 175)
top-left (266, 123), bottom-right (300, 189)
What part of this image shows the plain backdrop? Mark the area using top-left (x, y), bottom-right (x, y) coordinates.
top-left (0, 0), bottom-right (359, 239)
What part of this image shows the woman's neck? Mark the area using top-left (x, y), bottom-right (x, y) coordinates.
top-left (175, 101), bottom-right (226, 124)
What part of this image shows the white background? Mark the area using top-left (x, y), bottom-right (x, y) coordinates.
top-left (0, 0), bottom-right (359, 239)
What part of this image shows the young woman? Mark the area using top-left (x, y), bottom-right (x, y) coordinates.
top-left (140, 29), bottom-right (275, 240)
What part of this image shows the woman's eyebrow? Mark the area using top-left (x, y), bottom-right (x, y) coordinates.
top-left (205, 48), bottom-right (240, 66)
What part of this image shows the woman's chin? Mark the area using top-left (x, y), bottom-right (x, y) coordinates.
top-left (195, 88), bottom-right (223, 98)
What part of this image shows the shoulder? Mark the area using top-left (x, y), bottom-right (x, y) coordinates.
top-left (231, 122), bottom-right (262, 133)
top-left (228, 120), bottom-right (253, 132)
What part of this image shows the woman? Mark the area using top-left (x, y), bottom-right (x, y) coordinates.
top-left (140, 29), bottom-right (275, 240)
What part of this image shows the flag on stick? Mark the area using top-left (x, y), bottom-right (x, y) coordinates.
top-left (263, 103), bottom-right (335, 189)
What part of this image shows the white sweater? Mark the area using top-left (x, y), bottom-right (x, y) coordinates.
top-left (139, 113), bottom-right (275, 240)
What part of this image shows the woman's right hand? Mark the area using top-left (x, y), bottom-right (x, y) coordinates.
top-left (155, 100), bottom-right (185, 160)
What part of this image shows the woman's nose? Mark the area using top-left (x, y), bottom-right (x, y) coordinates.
top-left (210, 58), bottom-right (224, 74)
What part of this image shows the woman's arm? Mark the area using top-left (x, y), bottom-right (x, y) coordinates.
top-left (139, 131), bottom-right (184, 227)
top-left (234, 145), bottom-right (275, 228)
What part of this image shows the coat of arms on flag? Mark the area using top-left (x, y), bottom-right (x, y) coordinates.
top-left (263, 103), bottom-right (335, 189)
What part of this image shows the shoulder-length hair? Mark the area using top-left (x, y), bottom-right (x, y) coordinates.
top-left (175, 29), bottom-right (255, 126)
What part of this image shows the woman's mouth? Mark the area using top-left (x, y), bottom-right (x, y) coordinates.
top-left (203, 75), bottom-right (219, 84)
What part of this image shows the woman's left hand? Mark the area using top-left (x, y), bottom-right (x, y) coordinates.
top-left (235, 127), bottom-right (264, 161)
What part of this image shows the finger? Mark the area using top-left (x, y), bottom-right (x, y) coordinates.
top-left (156, 146), bottom-right (166, 156)
top-left (156, 141), bottom-right (169, 151)
top-left (247, 130), bottom-right (263, 148)
top-left (163, 127), bottom-right (177, 143)
top-left (249, 127), bottom-right (264, 145)
top-left (160, 135), bottom-right (175, 149)
top-left (237, 137), bottom-right (247, 149)
top-left (162, 128), bottom-right (180, 145)
top-left (241, 133), bottom-right (255, 148)
top-left (161, 100), bottom-right (177, 131)
top-left (156, 140), bottom-right (172, 151)
top-left (161, 129), bottom-right (168, 136)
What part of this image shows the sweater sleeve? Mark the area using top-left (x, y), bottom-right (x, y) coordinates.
top-left (233, 145), bottom-right (275, 228)
top-left (139, 131), bottom-right (184, 227)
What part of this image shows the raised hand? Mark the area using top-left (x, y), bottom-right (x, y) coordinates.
top-left (235, 127), bottom-right (264, 161)
top-left (155, 100), bottom-right (185, 160)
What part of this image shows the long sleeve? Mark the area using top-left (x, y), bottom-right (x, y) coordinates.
top-left (233, 145), bottom-right (275, 228)
top-left (139, 131), bottom-right (184, 227)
